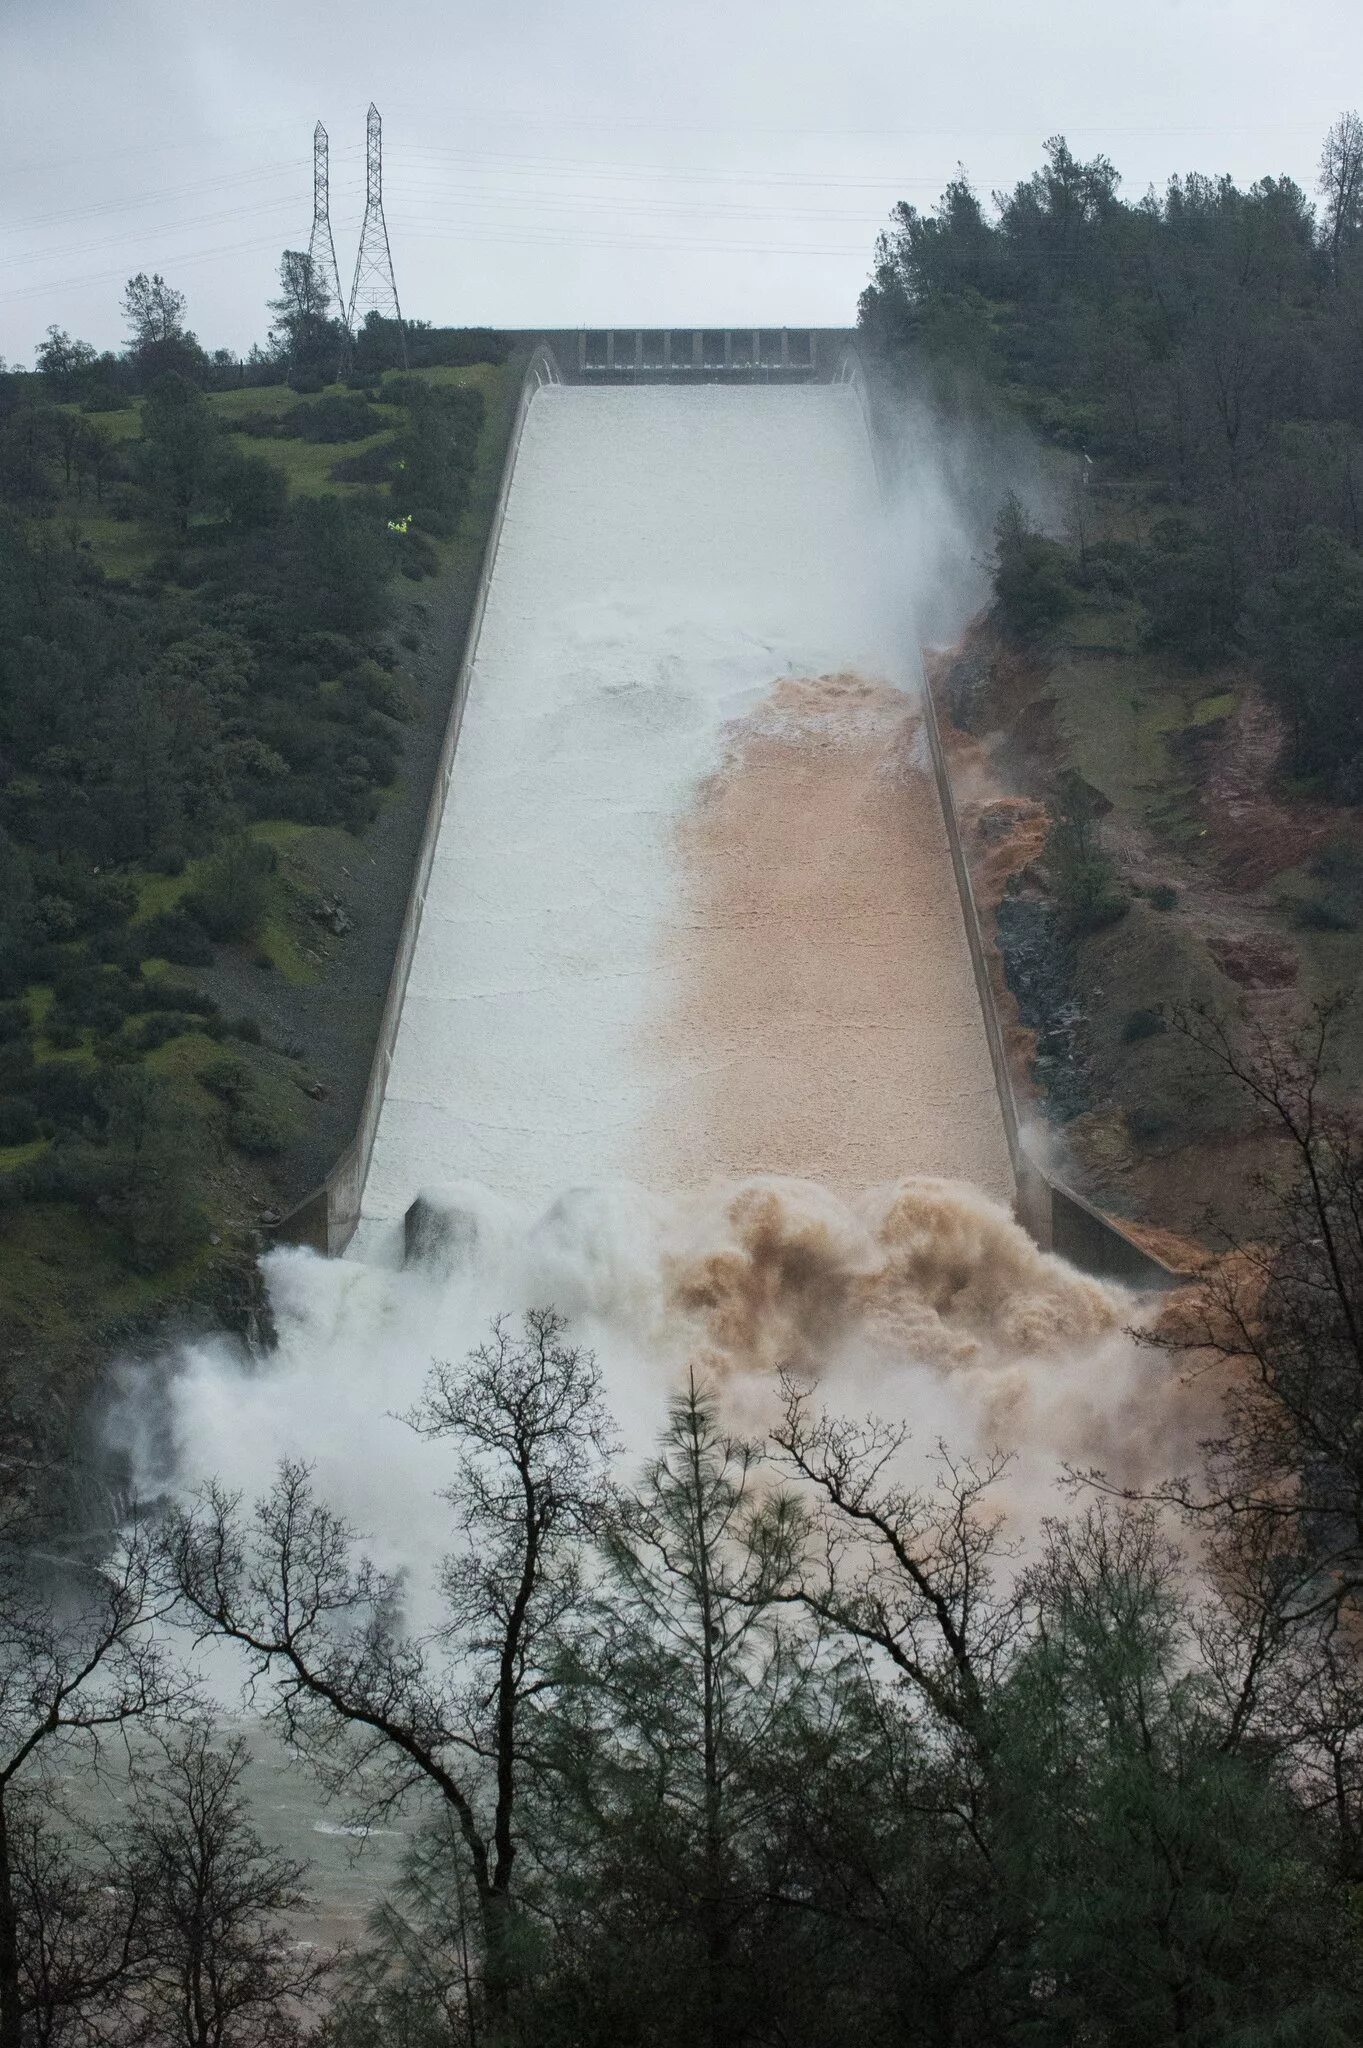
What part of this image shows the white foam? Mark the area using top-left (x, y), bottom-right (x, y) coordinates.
top-left (357, 385), bottom-right (906, 1234)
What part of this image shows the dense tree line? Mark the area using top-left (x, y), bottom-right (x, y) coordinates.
top-left (0, 260), bottom-right (494, 1276)
top-left (861, 116), bottom-right (1363, 798)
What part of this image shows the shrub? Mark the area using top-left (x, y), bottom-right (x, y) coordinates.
top-left (0, 1036), bottom-right (35, 1088)
top-left (1293, 896), bottom-right (1358, 932)
top-left (184, 836), bottom-right (275, 943)
top-left (29, 1064), bottom-right (100, 1131)
top-left (0, 1003), bottom-right (29, 1045)
top-left (390, 382), bottom-right (485, 539)
top-left (99, 1066), bottom-right (205, 1270)
top-left (200, 1055), bottom-right (252, 1107)
top-left (1046, 772), bottom-right (1128, 934)
top-left (1121, 1008), bottom-right (1166, 1043)
top-left (1127, 1104), bottom-right (1175, 1144)
top-left (22, 1143), bottom-right (116, 1210)
top-left (1148, 883), bottom-right (1179, 912)
top-left (218, 450), bottom-right (288, 529)
top-left (227, 1015), bottom-right (263, 1044)
top-left (284, 496), bottom-right (394, 634)
top-left (1139, 516), bottom-right (1240, 669)
top-left (89, 928), bottom-right (145, 969)
top-left (133, 979), bottom-right (197, 1015)
top-left (990, 494), bottom-right (1077, 646)
top-left (173, 989), bottom-right (219, 1018)
top-left (80, 387), bottom-right (130, 414)
top-left (139, 910), bottom-right (213, 966)
top-left (0, 1100), bottom-right (39, 1146)
top-left (228, 1103), bottom-right (285, 1156)
top-left (330, 439), bottom-right (399, 485)
top-left (49, 965), bottom-right (136, 1031)
top-left (129, 1012), bottom-right (194, 1050)
top-left (394, 527), bottom-right (440, 581)
top-left (358, 662), bottom-right (411, 720)
top-left (284, 393), bottom-right (379, 443)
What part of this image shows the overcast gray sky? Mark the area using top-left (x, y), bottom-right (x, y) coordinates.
top-left (3, 0), bottom-right (1360, 363)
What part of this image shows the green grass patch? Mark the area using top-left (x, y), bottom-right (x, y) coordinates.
top-left (23, 985), bottom-right (98, 1067)
top-left (257, 910), bottom-right (317, 984)
top-left (70, 511), bottom-right (159, 580)
top-left (414, 358), bottom-right (518, 589)
top-left (1048, 654), bottom-right (1248, 851)
top-left (142, 1029), bottom-right (227, 1085)
top-left (83, 407), bottom-right (143, 447)
top-left (132, 863), bottom-right (200, 920)
top-left (0, 1198), bottom-right (216, 1344)
top-left (248, 818), bottom-right (327, 853)
top-left (25, 986), bottom-right (53, 1032)
top-left (387, 363), bottom-right (506, 401)
top-left (1061, 605), bottom-right (1142, 655)
top-left (222, 426), bottom-right (394, 498)
top-left (0, 1137), bottom-right (49, 1173)
top-left (1054, 659), bottom-right (1193, 809)
top-left (207, 385), bottom-right (298, 424)
top-left (35, 1035), bottom-right (98, 1070)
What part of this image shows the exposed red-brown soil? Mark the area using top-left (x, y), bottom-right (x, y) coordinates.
top-left (924, 626), bottom-right (1362, 1250)
top-left (1202, 691), bottom-right (1340, 891)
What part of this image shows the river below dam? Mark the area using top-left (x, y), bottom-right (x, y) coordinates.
top-left (114, 382), bottom-right (1169, 1942)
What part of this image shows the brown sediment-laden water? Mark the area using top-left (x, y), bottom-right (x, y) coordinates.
top-left (642, 670), bottom-right (1012, 1202)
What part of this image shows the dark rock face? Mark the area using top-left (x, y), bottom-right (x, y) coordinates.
top-left (994, 893), bottom-right (1089, 1122)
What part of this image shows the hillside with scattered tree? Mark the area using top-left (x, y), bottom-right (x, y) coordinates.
top-left (0, 255), bottom-right (518, 1475)
top-left (861, 119), bottom-right (1363, 1247)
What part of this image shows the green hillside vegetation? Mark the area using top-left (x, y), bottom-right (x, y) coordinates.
top-left (863, 123), bottom-right (1363, 790)
top-left (863, 123), bottom-right (1363, 1227)
top-left (0, 264), bottom-right (518, 1452)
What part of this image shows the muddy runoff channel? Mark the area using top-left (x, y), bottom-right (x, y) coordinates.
top-left (109, 386), bottom-right (1175, 1940)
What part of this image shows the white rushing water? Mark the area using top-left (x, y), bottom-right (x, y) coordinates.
top-left (353, 382), bottom-right (1009, 1257)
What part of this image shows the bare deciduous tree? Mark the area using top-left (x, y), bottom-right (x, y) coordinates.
top-left (1152, 999), bottom-right (1363, 1617)
top-left (162, 1310), bottom-right (614, 2023)
top-left (1319, 111), bottom-right (1363, 279)
top-left (770, 1376), bottom-right (1018, 1734)
top-left (0, 1515), bottom-right (186, 2048)
top-left (122, 1724), bottom-right (329, 2048)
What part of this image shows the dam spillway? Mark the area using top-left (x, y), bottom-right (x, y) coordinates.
top-left (133, 382), bottom-right (1135, 1946)
top-left (352, 382), bottom-right (1013, 1255)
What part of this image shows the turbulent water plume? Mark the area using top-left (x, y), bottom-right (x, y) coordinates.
top-left (114, 1172), bottom-right (1191, 1584)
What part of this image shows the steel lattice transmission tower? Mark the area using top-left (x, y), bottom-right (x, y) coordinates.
top-left (348, 102), bottom-right (406, 363)
top-left (307, 122), bottom-right (348, 337)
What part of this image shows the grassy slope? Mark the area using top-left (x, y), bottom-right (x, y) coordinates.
top-left (2, 358), bottom-right (521, 1407)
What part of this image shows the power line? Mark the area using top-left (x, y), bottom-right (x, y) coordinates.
top-left (3, 158), bottom-right (312, 237)
top-left (2, 197), bottom-right (299, 274)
